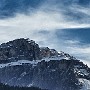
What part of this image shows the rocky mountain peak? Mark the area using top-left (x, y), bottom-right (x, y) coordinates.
top-left (0, 38), bottom-right (76, 63)
top-left (0, 38), bottom-right (40, 63)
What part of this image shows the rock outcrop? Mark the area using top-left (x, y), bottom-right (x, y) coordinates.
top-left (40, 47), bottom-right (59, 59)
top-left (0, 38), bottom-right (40, 63)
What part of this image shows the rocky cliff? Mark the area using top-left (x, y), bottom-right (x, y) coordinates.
top-left (0, 38), bottom-right (40, 62)
top-left (0, 38), bottom-right (89, 90)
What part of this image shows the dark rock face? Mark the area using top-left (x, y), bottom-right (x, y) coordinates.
top-left (0, 59), bottom-right (89, 90)
top-left (40, 47), bottom-right (59, 59)
top-left (0, 38), bottom-right (40, 62)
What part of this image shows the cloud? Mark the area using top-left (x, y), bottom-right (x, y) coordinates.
top-left (68, 4), bottom-right (90, 23)
top-left (0, 9), bottom-right (90, 30)
top-left (0, 0), bottom-right (45, 18)
top-left (0, 3), bottom-right (89, 47)
top-left (0, 9), bottom-right (89, 48)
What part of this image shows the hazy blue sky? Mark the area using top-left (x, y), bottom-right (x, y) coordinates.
top-left (0, 0), bottom-right (90, 66)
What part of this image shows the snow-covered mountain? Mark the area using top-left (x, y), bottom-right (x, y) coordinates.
top-left (0, 38), bottom-right (90, 90)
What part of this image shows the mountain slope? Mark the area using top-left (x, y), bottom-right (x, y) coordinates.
top-left (0, 38), bottom-right (89, 90)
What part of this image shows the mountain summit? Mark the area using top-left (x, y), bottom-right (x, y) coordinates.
top-left (0, 38), bottom-right (89, 90)
top-left (0, 38), bottom-right (76, 63)
top-left (0, 38), bottom-right (40, 62)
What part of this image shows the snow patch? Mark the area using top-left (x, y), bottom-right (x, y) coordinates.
top-left (0, 60), bottom-right (41, 68)
top-left (42, 55), bottom-right (70, 62)
top-left (79, 78), bottom-right (90, 90)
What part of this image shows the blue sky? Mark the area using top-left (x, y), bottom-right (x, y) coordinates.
top-left (0, 0), bottom-right (90, 66)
